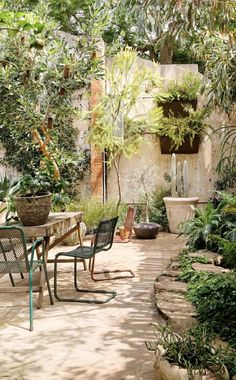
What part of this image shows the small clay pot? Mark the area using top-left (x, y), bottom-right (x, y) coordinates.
top-left (133, 222), bottom-right (160, 239)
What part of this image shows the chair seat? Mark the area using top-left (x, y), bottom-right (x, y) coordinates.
top-left (57, 246), bottom-right (95, 259)
top-left (0, 260), bottom-right (41, 274)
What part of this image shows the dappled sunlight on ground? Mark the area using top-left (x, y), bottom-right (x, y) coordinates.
top-left (0, 233), bottom-right (186, 380)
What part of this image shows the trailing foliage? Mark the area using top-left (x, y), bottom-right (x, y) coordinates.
top-left (155, 72), bottom-right (201, 103)
top-left (187, 272), bottom-right (236, 347)
top-left (178, 249), bottom-right (209, 282)
top-left (149, 106), bottom-right (210, 150)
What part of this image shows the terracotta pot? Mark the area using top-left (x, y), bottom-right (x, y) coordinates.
top-left (133, 222), bottom-right (160, 239)
top-left (160, 135), bottom-right (200, 154)
top-left (14, 193), bottom-right (51, 226)
top-left (163, 197), bottom-right (199, 234)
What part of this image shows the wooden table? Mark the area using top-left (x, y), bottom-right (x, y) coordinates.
top-left (7, 212), bottom-right (84, 308)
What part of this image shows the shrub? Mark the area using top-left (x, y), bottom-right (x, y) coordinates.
top-left (149, 187), bottom-right (170, 230)
top-left (64, 198), bottom-right (118, 233)
top-left (187, 272), bottom-right (236, 347)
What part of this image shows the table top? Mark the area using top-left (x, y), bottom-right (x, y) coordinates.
top-left (2, 212), bottom-right (83, 238)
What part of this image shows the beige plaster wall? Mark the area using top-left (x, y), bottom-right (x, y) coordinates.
top-left (106, 59), bottom-right (234, 203)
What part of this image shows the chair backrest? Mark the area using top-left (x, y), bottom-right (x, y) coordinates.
top-left (93, 216), bottom-right (118, 253)
top-left (0, 226), bottom-right (29, 273)
top-left (124, 206), bottom-right (136, 230)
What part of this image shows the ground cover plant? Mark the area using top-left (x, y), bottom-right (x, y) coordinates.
top-left (187, 272), bottom-right (236, 349)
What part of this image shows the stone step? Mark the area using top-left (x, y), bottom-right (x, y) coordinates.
top-left (192, 263), bottom-right (230, 273)
top-left (154, 279), bottom-right (187, 294)
top-left (189, 250), bottom-right (220, 263)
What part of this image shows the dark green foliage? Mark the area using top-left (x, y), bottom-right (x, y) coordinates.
top-left (146, 323), bottom-right (227, 378)
top-left (187, 272), bottom-right (236, 347)
top-left (178, 250), bottom-right (209, 282)
top-left (181, 193), bottom-right (236, 252)
top-left (220, 350), bottom-right (236, 378)
top-left (181, 203), bottom-right (222, 251)
top-left (149, 187), bottom-right (170, 230)
top-left (221, 241), bottom-right (236, 270)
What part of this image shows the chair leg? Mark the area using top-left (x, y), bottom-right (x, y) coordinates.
top-left (9, 273), bottom-right (15, 287)
top-left (54, 254), bottom-right (116, 304)
top-left (29, 268), bottom-right (33, 331)
top-left (89, 255), bottom-right (135, 282)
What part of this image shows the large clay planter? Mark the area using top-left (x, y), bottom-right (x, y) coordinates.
top-left (164, 197), bottom-right (199, 234)
top-left (14, 193), bottom-right (51, 226)
top-left (133, 222), bottom-right (160, 239)
top-left (154, 346), bottom-right (229, 380)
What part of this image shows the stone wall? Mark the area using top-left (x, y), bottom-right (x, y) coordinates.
top-left (106, 59), bottom-right (235, 203)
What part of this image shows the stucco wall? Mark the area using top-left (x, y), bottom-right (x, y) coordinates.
top-left (106, 59), bottom-right (234, 203)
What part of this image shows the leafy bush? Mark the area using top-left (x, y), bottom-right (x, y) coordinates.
top-left (181, 193), bottom-right (236, 252)
top-left (64, 198), bottom-right (118, 233)
top-left (221, 241), bottom-right (236, 270)
top-left (187, 272), bottom-right (236, 347)
top-left (149, 187), bottom-right (170, 230)
top-left (181, 203), bottom-right (222, 251)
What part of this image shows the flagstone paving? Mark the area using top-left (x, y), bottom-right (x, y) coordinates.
top-left (0, 232), bottom-right (185, 380)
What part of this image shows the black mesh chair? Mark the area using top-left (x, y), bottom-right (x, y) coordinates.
top-left (0, 226), bottom-right (53, 331)
top-left (54, 217), bottom-right (119, 304)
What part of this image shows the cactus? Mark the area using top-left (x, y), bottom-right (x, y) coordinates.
top-left (170, 153), bottom-right (189, 197)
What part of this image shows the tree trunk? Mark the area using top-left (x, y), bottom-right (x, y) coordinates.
top-left (159, 37), bottom-right (174, 64)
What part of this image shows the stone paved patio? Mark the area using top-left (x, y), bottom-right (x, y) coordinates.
top-left (0, 232), bottom-right (185, 380)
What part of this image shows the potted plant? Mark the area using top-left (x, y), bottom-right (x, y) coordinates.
top-left (163, 153), bottom-right (198, 233)
top-left (146, 323), bottom-right (229, 380)
top-left (150, 72), bottom-right (210, 154)
top-left (132, 167), bottom-right (161, 239)
top-left (11, 172), bottom-right (52, 226)
top-left (155, 72), bottom-right (201, 118)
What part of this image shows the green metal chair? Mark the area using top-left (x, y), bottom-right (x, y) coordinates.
top-left (0, 226), bottom-right (53, 331)
top-left (54, 216), bottom-right (119, 304)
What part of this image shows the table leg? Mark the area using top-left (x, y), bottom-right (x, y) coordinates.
top-left (37, 236), bottom-right (50, 309)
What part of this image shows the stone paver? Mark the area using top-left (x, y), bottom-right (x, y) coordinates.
top-left (192, 263), bottom-right (229, 273)
top-left (154, 277), bottom-right (187, 294)
top-left (0, 232), bottom-right (186, 380)
top-left (189, 250), bottom-right (220, 263)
